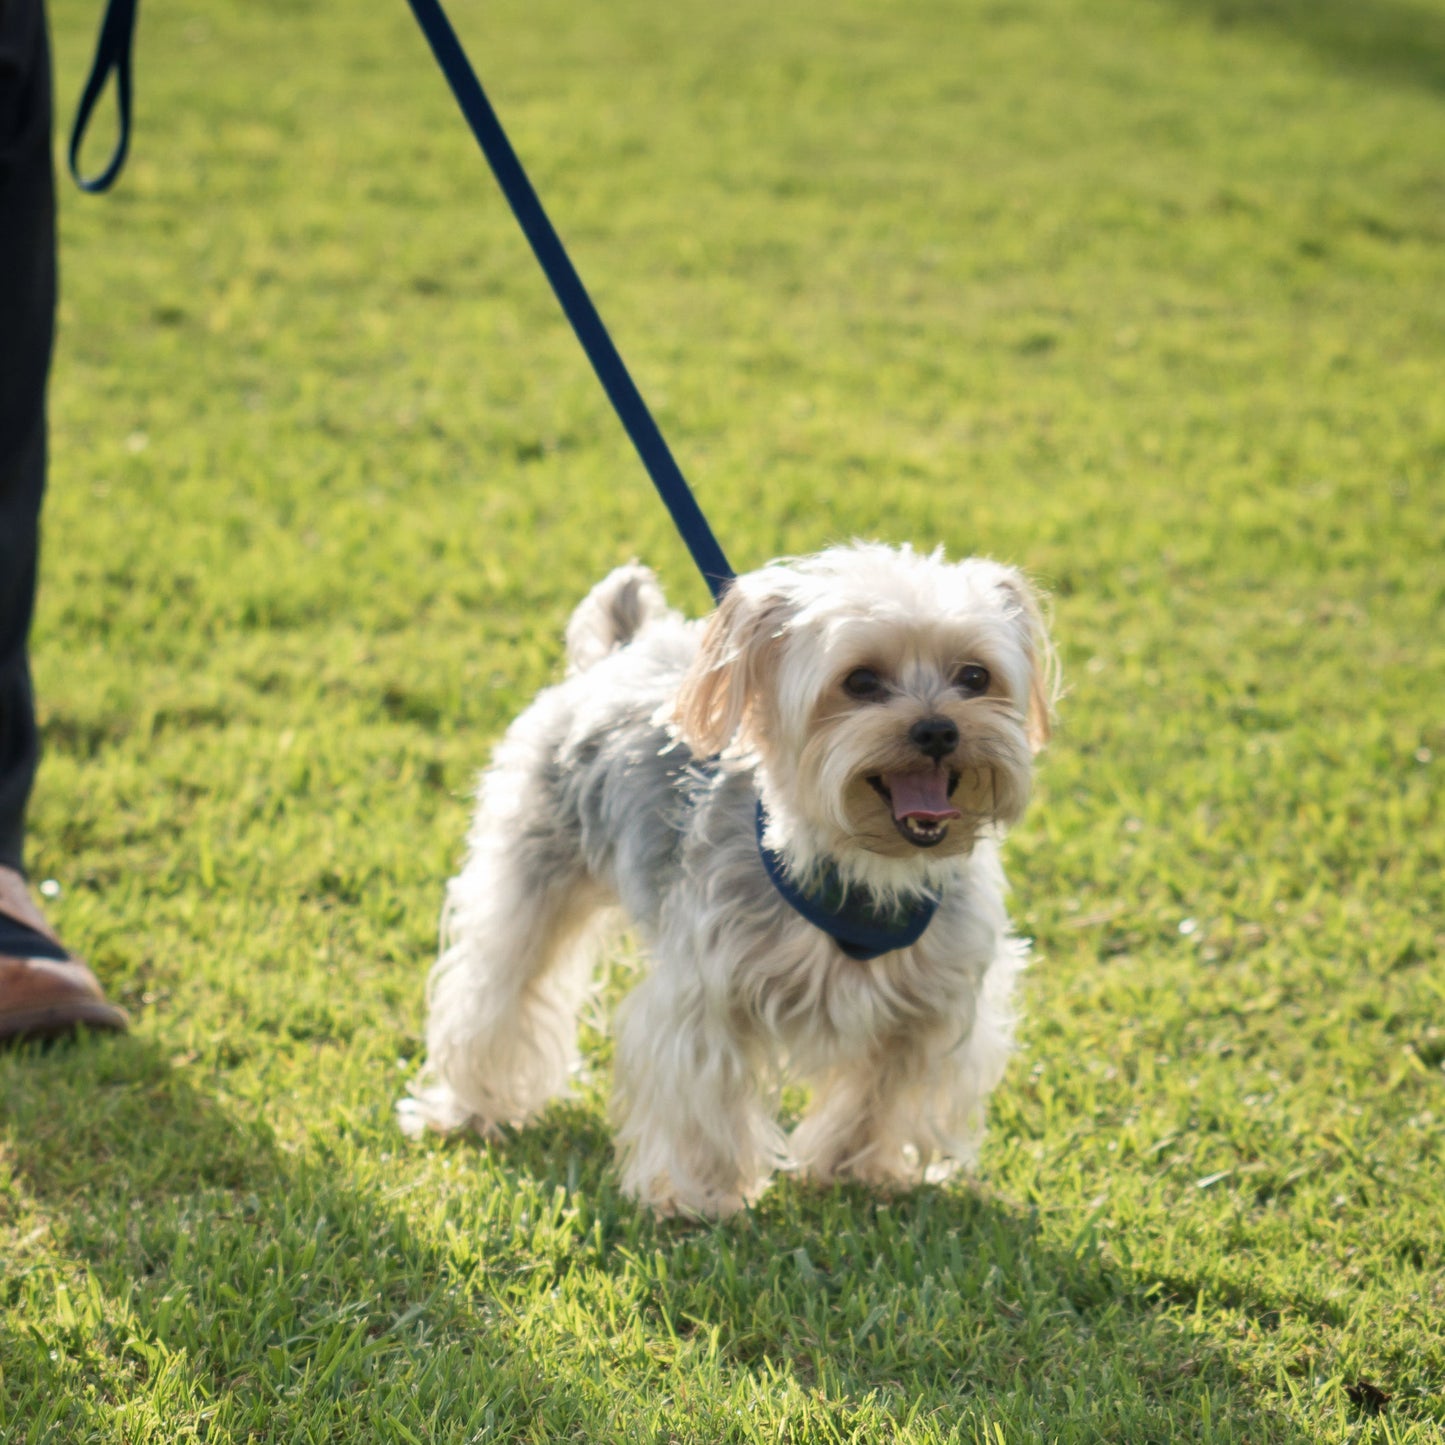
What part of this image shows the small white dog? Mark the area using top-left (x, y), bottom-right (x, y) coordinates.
top-left (398, 542), bottom-right (1058, 1217)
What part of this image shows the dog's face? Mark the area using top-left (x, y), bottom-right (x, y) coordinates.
top-left (676, 544), bottom-right (1057, 869)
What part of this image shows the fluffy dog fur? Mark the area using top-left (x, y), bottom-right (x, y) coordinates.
top-left (398, 542), bottom-right (1058, 1217)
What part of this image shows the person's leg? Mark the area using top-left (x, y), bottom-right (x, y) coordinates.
top-left (0, 0), bottom-right (55, 874)
top-left (0, 0), bottom-right (128, 1039)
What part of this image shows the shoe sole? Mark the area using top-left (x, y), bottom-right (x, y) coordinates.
top-left (0, 1000), bottom-right (130, 1043)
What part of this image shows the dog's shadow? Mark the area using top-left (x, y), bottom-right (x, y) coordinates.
top-left (4, 1044), bottom-right (1316, 1439)
top-left (482, 1107), bottom-right (1321, 1441)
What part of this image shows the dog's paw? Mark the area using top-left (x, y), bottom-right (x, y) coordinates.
top-left (648, 1188), bottom-right (748, 1221)
top-left (629, 1167), bottom-right (776, 1220)
top-left (793, 1137), bottom-right (925, 1193)
top-left (396, 1074), bottom-right (506, 1142)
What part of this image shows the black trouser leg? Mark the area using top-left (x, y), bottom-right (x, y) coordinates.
top-left (0, 0), bottom-right (56, 875)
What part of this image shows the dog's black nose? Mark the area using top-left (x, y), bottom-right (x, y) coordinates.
top-left (909, 716), bottom-right (959, 760)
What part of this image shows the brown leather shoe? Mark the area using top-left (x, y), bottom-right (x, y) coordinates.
top-left (0, 866), bottom-right (129, 1043)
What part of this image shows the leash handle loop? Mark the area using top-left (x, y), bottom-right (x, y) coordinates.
top-left (69, 0), bottom-right (141, 193)
top-left (403, 0), bottom-right (735, 599)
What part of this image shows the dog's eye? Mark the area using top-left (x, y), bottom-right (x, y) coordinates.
top-left (954, 664), bottom-right (990, 695)
top-left (842, 667), bottom-right (887, 701)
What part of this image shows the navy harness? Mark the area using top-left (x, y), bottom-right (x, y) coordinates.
top-left (755, 807), bottom-right (938, 962)
top-left (71, 0), bottom-right (941, 960)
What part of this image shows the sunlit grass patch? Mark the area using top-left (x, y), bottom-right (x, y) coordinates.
top-left (2, 0), bottom-right (1441, 1438)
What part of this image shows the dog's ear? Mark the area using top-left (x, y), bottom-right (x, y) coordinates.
top-left (993, 568), bottom-right (1061, 753)
top-left (675, 583), bottom-right (792, 756)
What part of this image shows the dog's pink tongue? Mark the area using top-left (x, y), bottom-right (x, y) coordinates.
top-left (883, 771), bottom-right (960, 822)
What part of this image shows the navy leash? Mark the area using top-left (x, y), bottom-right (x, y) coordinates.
top-left (401, 0), bottom-right (734, 601)
top-left (70, 0), bottom-right (940, 959)
top-left (68, 0), bottom-right (139, 193)
top-left (397, 8), bottom-right (938, 958)
top-left (67, 0), bottom-right (735, 599)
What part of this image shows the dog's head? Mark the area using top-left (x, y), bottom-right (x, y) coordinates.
top-left (676, 543), bottom-right (1058, 883)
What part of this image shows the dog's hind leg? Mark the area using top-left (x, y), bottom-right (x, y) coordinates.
top-left (398, 824), bottom-right (614, 1139)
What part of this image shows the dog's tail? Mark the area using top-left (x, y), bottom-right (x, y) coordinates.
top-left (564, 563), bottom-right (673, 673)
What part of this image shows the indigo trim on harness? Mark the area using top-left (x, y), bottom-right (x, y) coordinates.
top-left (69, 0), bottom-right (139, 193)
top-left (402, 0), bottom-right (734, 601)
top-left (755, 805), bottom-right (938, 961)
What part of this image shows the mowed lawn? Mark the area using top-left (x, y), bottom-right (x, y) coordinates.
top-left (2, 0), bottom-right (1442, 1439)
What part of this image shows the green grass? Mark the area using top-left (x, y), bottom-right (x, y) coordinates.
top-left (1, 0), bottom-right (1442, 1438)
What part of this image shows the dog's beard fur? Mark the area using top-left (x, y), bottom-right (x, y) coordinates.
top-left (398, 542), bottom-right (1059, 1217)
top-left (784, 691), bottom-right (1033, 870)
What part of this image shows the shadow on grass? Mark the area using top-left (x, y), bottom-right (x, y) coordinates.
top-left (1, 1035), bottom-right (275, 1437)
top-left (2, 1043), bottom-right (1318, 1440)
top-left (1166, 0), bottom-right (1445, 94)
top-left (0, 1035), bottom-right (596, 1439)
top-left (486, 1107), bottom-right (1323, 1442)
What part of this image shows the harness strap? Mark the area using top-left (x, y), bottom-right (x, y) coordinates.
top-left (755, 806), bottom-right (938, 961)
top-left (402, 0), bottom-right (734, 601)
top-left (69, 0), bottom-right (140, 193)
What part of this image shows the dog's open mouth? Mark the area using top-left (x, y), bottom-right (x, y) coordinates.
top-left (867, 771), bottom-right (962, 848)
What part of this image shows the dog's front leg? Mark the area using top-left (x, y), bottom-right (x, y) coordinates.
top-left (790, 1043), bottom-right (935, 1191)
top-left (795, 1019), bottom-right (1012, 1192)
top-left (792, 1022), bottom-right (1003, 1191)
top-left (610, 964), bottom-right (786, 1218)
